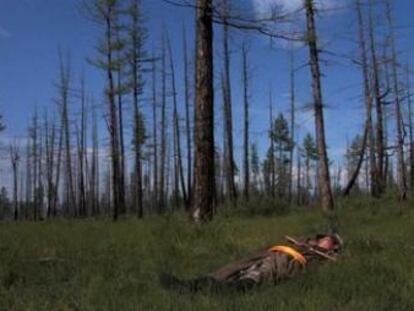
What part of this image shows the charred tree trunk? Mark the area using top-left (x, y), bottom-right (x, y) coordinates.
top-left (192, 0), bottom-right (215, 223)
top-left (221, 0), bottom-right (237, 203)
top-left (58, 53), bottom-right (76, 217)
top-left (183, 26), bottom-right (193, 208)
top-left (10, 143), bottom-right (20, 222)
top-left (159, 39), bottom-right (167, 213)
top-left (368, 0), bottom-right (385, 194)
top-left (355, 0), bottom-right (378, 197)
top-left (269, 91), bottom-right (275, 198)
top-left (151, 55), bottom-right (159, 212)
top-left (128, 0), bottom-right (145, 218)
top-left (44, 114), bottom-right (56, 219)
top-left (116, 43), bottom-right (126, 215)
top-left (288, 49), bottom-right (296, 203)
top-left (167, 33), bottom-right (188, 209)
top-left (385, 0), bottom-right (407, 201)
top-left (242, 43), bottom-right (250, 201)
top-left (304, 0), bottom-right (334, 212)
top-left (343, 124), bottom-right (368, 196)
top-left (90, 104), bottom-right (100, 216)
top-left (406, 65), bottom-right (414, 192)
top-left (77, 77), bottom-right (87, 217)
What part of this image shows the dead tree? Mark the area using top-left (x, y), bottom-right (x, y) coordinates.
top-left (221, 0), bottom-right (237, 203)
top-left (90, 103), bottom-right (100, 216)
top-left (345, 0), bottom-right (377, 197)
top-left (269, 90), bottom-right (275, 198)
top-left (406, 65), bottom-right (414, 192)
top-left (83, 0), bottom-right (125, 220)
top-left (57, 52), bottom-right (76, 217)
top-left (166, 33), bottom-right (188, 208)
top-left (29, 110), bottom-right (40, 220)
top-left (183, 26), bottom-right (193, 207)
top-left (368, 0), bottom-right (386, 194)
top-left (192, 0), bottom-right (215, 222)
top-left (44, 112), bottom-right (56, 219)
top-left (116, 28), bottom-right (127, 216)
top-left (151, 53), bottom-right (159, 211)
top-left (288, 48), bottom-right (296, 203)
top-left (127, 0), bottom-right (147, 218)
top-left (242, 43), bottom-right (250, 201)
top-left (77, 76), bottom-right (88, 217)
top-left (304, 0), bottom-right (334, 211)
top-left (159, 39), bottom-right (167, 213)
top-left (9, 142), bottom-right (20, 221)
top-left (385, 0), bottom-right (407, 201)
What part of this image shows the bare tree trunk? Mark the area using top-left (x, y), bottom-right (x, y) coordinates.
top-left (406, 65), bottom-right (414, 192)
top-left (343, 125), bottom-right (368, 196)
top-left (355, 0), bottom-right (377, 197)
top-left (31, 110), bottom-right (39, 220)
top-left (167, 33), bottom-right (188, 209)
top-left (116, 43), bottom-right (126, 215)
top-left (151, 55), bottom-right (159, 212)
top-left (304, 0), bottom-right (334, 212)
top-left (242, 43), bottom-right (250, 201)
top-left (288, 49), bottom-right (296, 203)
top-left (77, 77), bottom-right (87, 217)
top-left (297, 150), bottom-right (302, 205)
top-left (10, 143), bottom-right (20, 222)
top-left (368, 0), bottom-right (385, 194)
top-left (192, 0), bottom-right (215, 223)
top-left (44, 113), bottom-right (56, 219)
top-left (385, 0), bottom-right (407, 201)
top-left (183, 26), bottom-right (193, 208)
top-left (269, 91), bottom-right (275, 198)
top-left (53, 104), bottom-right (64, 218)
top-left (222, 0), bottom-right (237, 203)
top-left (104, 6), bottom-right (123, 220)
top-left (91, 104), bottom-right (99, 216)
top-left (128, 0), bottom-right (145, 218)
top-left (159, 39), bottom-right (167, 213)
top-left (58, 52), bottom-right (76, 217)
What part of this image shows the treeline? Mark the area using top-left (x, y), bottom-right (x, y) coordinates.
top-left (0, 0), bottom-right (413, 223)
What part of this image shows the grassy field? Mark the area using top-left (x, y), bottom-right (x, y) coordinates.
top-left (1, 197), bottom-right (414, 310)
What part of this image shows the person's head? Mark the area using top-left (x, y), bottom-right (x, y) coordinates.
top-left (307, 234), bottom-right (343, 252)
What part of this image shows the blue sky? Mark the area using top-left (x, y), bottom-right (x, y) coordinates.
top-left (0, 0), bottom-right (414, 189)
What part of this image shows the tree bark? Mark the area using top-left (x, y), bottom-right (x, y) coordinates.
top-left (406, 65), bottom-right (414, 192)
top-left (304, 0), bottom-right (334, 212)
top-left (368, 0), bottom-right (385, 194)
top-left (242, 43), bottom-right (250, 201)
top-left (192, 0), bottom-right (215, 223)
top-left (183, 26), bottom-right (193, 208)
top-left (355, 0), bottom-right (378, 197)
top-left (151, 54), bottom-right (159, 212)
top-left (221, 0), bottom-right (237, 203)
top-left (159, 39), bottom-right (167, 213)
top-left (385, 0), bottom-right (407, 201)
top-left (288, 49), bottom-right (296, 203)
top-left (167, 33), bottom-right (188, 209)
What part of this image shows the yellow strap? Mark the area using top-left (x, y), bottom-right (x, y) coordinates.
top-left (268, 245), bottom-right (307, 266)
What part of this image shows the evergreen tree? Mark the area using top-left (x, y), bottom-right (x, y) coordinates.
top-left (302, 133), bottom-right (318, 200)
top-left (271, 113), bottom-right (292, 198)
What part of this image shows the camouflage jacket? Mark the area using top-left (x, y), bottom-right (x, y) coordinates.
top-left (209, 244), bottom-right (337, 285)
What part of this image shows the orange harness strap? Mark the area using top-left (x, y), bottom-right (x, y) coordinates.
top-left (268, 245), bottom-right (307, 266)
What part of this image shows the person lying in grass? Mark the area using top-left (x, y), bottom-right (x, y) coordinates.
top-left (160, 233), bottom-right (343, 292)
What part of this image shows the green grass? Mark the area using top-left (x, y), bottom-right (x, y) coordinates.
top-left (1, 198), bottom-right (414, 310)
